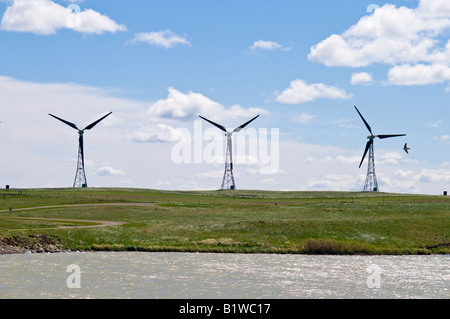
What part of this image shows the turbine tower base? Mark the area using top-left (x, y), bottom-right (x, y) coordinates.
top-left (363, 142), bottom-right (378, 192)
top-left (73, 145), bottom-right (87, 188)
top-left (221, 148), bottom-right (236, 190)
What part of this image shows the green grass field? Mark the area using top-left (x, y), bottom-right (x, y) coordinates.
top-left (0, 188), bottom-right (449, 255)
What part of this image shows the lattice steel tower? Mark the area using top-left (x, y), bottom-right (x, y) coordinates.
top-left (74, 131), bottom-right (88, 188)
top-left (221, 134), bottom-right (236, 190)
top-left (199, 115), bottom-right (259, 190)
top-left (362, 138), bottom-right (378, 192)
top-left (49, 112), bottom-right (112, 188)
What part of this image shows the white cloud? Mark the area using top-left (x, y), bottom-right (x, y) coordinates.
top-left (0, 0), bottom-right (126, 35)
top-left (308, 174), bottom-right (360, 192)
top-left (336, 155), bottom-right (360, 165)
top-left (426, 120), bottom-right (443, 128)
top-left (294, 112), bottom-right (315, 124)
top-left (351, 72), bottom-right (373, 85)
top-left (247, 40), bottom-right (290, 54)
top-left (388, 63), bottom-right (450, 85)
top-left (146, 87), bottom-right (267, 121)
top-left (276, 79), bottom-right (352, 104)
top-left (417, 0), bottom-right (450, 17)
top-left (377, 151), bottom-right (404, 165)
top-left (414, 168), bottom-right (450, 184)
top-left (260, 178), bottom-right (278, 185)
top-left (95, 166), bottom-right (125, 176)
top-left (157, 181), bottom-right (172, 187)
top-left (440, 135), bottom-right (450, 143)
top-left (128, 30), bottom-right (190, 48)
top-left (130, 124), bottom-right (185, 143)
top-left (308, 0), bottom-right (450, 86)
top-left (251, 40), bottom-right (281, 51)
top-left (194, 170), bottom-right (225, 179)
top-left (125, 87), bottom-right (268, 144)
top-left (394, 169), bottom-right (415, 180)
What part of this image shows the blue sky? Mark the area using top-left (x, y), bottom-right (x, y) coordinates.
top-left (0, 0), bottom-right (449, 194)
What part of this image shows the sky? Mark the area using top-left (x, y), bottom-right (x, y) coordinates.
top-left (0, 0), bottom-right (449, 195)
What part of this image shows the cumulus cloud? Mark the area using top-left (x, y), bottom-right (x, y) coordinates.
top-left (95, 166), bottom-right (125, 176)
top-left (308, 0), bottom-right (450, 86)
top-left (194, 170), bottom-right (225, 179)
top-left (128, 30), bottom-right (190, 48)
top-left (377, 151), bottom-right (404, 165)
top-left (426, 120), bottom-right (443, 128)
top-left (414, 169), bottom-right (450, 184)
top-left (440, 135), bottom-right (450, 143)
top-left (127, 87), bottom-right (268, 144)
top-left (146, 87), bottom-right (267, 121)
top-left (336, 155), bottom-right (361, 165)
top-left (130, 123), bottom-right (185, 143)
top-left (0, 0), bottom-right (126, 35)
top-left (276, 79), bottom-right (352, 104)
top-left (247, 40), bottom-right (291, 54)
top-left (351, 72), bottom-right (374, 85)
top-left (308, 174), bottom-right (360, 192)
top-left (394, 169), bottom-right (415, 180)
top-left (294, 112), bottom-right (315, 124)
top-left (260, 178), bottom-right (278, 185)
top-left (388, 63), bottom-right (450, 85)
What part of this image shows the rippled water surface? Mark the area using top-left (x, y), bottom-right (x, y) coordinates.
top-left (0, 252), bottom-right (448, 298)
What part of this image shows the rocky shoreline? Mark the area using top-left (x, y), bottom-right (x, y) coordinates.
top-left (0, 234), bottom-right (70, 255)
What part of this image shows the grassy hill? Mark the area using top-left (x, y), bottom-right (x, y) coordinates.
top-left (0, 188), bottom-right (449, 255)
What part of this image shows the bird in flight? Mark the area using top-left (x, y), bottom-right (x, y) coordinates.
top-left (403, 143), bottom-right (410, 154)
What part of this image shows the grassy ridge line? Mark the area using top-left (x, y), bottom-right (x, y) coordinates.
top-left (1, 188), bottom-right (448, 207)
top-left (0, 188), bottom-right (449, 255)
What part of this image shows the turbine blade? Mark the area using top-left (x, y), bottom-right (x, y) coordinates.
top-left (359, 140), bottom-right (373, 168)
top-left (377, 134), bottom-right (406, 139)
top-left (354, 106), bottom-right (373, 135)
top-left (83, 112), bottom-right (112, 130)
top-left (199, 115), bottom-right (227, 132)
top-left (49, 113), bottom-right (79, 130)
top-left (233, 115), bottom-right (260, 133)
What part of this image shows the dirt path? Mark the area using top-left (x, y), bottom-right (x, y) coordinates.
top-left (0, 202), bottom-right (156, 213)
top-left (0, 202), bottom-right (156, 230)
top-left (4, 217), bottom-right (127, 230)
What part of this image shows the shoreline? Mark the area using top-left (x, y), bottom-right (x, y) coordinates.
top-left (2, 237), bottom-right (449, 256)
top-left (0, 234), bottom-right (70, 255)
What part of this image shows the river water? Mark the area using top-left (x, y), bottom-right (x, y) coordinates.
top-left (0, 252), bottom-right (448, 299)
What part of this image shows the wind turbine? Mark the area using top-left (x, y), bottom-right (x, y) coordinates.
top-left (49, 112), bottom-right (112, 188)
top-left (199, 114), bottom-right (260, 190)
top-left (354, 106), bottom-right (405, 192)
